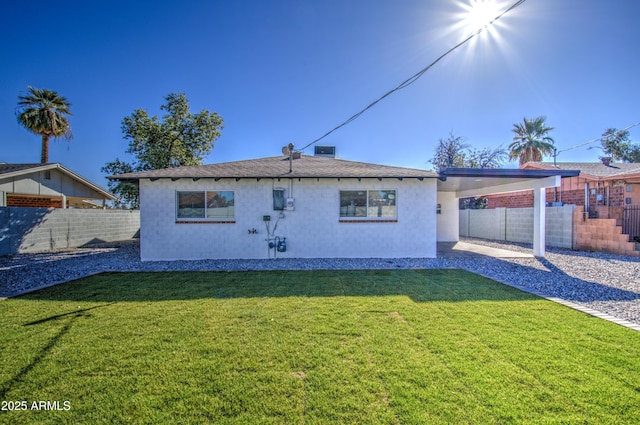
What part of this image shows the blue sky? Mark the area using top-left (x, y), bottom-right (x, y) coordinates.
top-left (1, 0), bottom-right (639, 188)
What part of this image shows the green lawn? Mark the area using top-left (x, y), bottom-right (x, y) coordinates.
top-left (1, 269), bottom-right (639, 424)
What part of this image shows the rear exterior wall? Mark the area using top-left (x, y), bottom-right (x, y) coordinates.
top-left (139, 177), bottom-right (438, 260)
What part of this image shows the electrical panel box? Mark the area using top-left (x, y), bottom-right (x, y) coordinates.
top-left (286, 197), bottom-right (295, 211)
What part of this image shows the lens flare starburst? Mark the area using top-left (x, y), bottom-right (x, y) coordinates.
top-left (461, 0), bottom-right (504, 34)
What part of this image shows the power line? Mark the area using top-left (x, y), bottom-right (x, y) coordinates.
top-left (555, 121), bottom-right (640, 155)
top-left (551, 121), bottom-right (640, 166)
top-left (298, 0), bottom-right (528, 152)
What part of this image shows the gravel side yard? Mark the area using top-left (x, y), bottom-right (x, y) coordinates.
top-left (1, 238), bottom-right (639, 327)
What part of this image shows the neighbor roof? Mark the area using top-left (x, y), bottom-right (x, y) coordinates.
top-left (109, 155), bottom-right (438, 181)
top-left (523, 161), bottom-right (640, 179)
top-left (0, 163), bottom-right (116, 200)
top-left (0, 163), bottom-right (48, 175)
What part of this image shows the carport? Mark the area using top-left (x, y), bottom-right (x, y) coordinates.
top-left (436, 168), bottom-right (579, 257)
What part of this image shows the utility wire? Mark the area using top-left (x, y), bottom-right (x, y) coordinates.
top-left (551, 120), bottom-right (640, 166)
top-left (299, 0), bottom-right (528, 152)
top-left (555, 121), bottom-right (640, 155)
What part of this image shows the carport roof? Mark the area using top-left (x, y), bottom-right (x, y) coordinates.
top-left (437, 168), bottom-right (579, 194)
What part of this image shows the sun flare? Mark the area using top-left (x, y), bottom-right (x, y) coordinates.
top-left (462, 0), bottom-right (503, 33)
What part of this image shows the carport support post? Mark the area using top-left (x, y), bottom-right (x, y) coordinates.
top-left (533, 187), bottom-right (546, 257)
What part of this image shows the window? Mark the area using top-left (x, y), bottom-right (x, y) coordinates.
top-left (177, 191), bottom-right (234, 220)
top-left (273, 189), bottom-right (285, 211)
top-left (340, 190), bottom-right (396, 219)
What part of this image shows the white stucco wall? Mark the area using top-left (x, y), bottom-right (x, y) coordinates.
top-left (139, 177), bottom-right (437, 260)
top-left (436, 191), bottom-right (459, 242)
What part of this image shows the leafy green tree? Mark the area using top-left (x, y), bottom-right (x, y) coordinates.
top-left (600, 128), bottom-right (630, 161)
top-left (508, 116), bottom-right (555, 166)
top-left (103, 93), bottom-right (224, 208)
top-left (628, 145), bottom-right (640, 163)
top-left (16, 86), bottom-right (72, 163)
top-left (102, 159), bottom-right (139, 209)
top-left (599, 128), bottom-right (640, 162)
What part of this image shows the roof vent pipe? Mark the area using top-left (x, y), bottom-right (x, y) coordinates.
top-left (288, 143), bottom-right (294, 173)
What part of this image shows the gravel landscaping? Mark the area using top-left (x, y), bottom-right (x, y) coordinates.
top-left (1, 238), bottom-right (639, 327)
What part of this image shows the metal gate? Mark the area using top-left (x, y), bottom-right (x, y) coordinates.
top-left (623, 205), bottom-right (640, 242)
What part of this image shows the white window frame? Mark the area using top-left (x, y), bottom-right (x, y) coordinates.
top-left (273, 188), bottom-right (286, 211)
top-left (339, 189), bottom-right (397, 221)
top-left (176, 190), bottom-right (235, 222)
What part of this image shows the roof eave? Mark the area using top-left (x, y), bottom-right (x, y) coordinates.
top-left (438, 168), bottom-right (580, 181)
top-left (113, 175), bottom-right (437, 181)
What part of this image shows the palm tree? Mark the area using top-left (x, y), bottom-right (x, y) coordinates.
top-left (16, 86), bottom-right (72, 163)
top-left (508, 116), bottom-right (555, 166)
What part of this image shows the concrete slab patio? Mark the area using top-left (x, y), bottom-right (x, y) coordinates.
top-left (437, 241), bottom-right (534, 258)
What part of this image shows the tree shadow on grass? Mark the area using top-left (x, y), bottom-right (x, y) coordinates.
top-left (0, 303), bottom-right (116, 399)
top-left (16, 269), bottom-right (544, 304)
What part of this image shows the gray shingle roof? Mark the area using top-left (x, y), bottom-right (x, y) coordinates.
top-left (525, 162), bottom-right (640, 178)
top-left (0, 163), bottom-right (51, 175)
top-left (109, 155), bottom-right (438, 181)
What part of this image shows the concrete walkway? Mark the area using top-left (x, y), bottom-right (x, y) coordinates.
top-left (437, 241), bottom-right (534, 258)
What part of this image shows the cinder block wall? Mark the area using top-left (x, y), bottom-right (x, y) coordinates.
top-left (505, 208), bottom-right (534, 244)
top-left (459, 205), bottom-right (575, 249)
top-left (466, 208), bottom-right (506, 240)
top-left (0, 207), bottom-right (140, 255)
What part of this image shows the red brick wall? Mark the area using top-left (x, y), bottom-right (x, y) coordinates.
top-left (7, 195), bottom-right (65, 208)
top-left (561, 189), bottom-right (585, 206)
top-left (487, 188), bottom-right (585, 209)
top-left (610, 184), bottom-right (626, 207)
top-left (487, 190), bottom-right (534, 208)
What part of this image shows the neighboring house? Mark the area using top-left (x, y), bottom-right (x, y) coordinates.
top-left (0, 163), bottom-right (116, 208)
top-left (487, 160), bottom-right (640, 209)
top-left (484, 159), bottom-right (640, 255)
top-left (110, 149), bottom-right (574, 260)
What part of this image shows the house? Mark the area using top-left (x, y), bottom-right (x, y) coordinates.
top-left (487, 160), bottom-right (640, 210)
top-left (110, 149), bottom-right (576, 260)
top-left (0, 163), bottom-right (116, 208)
top-left (484, 160), bottom-right (640, 255)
